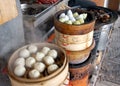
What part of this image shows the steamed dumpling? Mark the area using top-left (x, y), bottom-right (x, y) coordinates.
top-left (43, 56), bottom-right (54, 65)
top-left (76, 13), bottom-right (87, 20)
top-left (76, 14), bottom-right (83, 20)
top-left (14, 58), bottom-right (25, 67)
top-left (28, 45), bottom-right (38, 53)
top-left (77, 18), bottom-right (85, 24)
top-left (82, 13), bottom-right (87, 19)
top-left (29, 69), bottom-right (40, 79)
top-left (59, 18), bottom-right (66, 23)
top-left (47, 64), bottom-right (59, 74)
top-left (19, 49), bottom-right (30, 58)
top-left (14, 65), bottom-right (26, 77)
top-left (41, 47), bottom-right (50, 55)
top-left (25, 57), bottom-right (36, 68)
top-left (67, 10), bottom-right (73, 16)
top-left (47, 49), bottom-right (58, 59)
top-left (73, 20), bottom-right (81, 25)
top-left (73, 12), bottom-right (79, 18)
top-left (64, 15), bottom-right (69, 21)
top-left (69, 16), bottom-right (76, 22)
top-left (34, 62), bottom-right (46, 72)
top-left (35, 52), bottom-right (45, 61)
top-left (59, 13), bottom-right (66, 19)
top-left (65, 20), bottom-right (72, 25)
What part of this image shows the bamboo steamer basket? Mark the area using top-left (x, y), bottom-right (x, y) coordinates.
top-left (66, 40), bottom-right (95, 64)
top-left (60, 73), bottom-right (69, 86)
top-left (54, 8), bottom-right (95, 51)
top-left (8, 43), bottom-right (68, 86)
top-left (69, 54), bottom-right (93, 86)
top-left (55, 30), bottom-right (93, 51)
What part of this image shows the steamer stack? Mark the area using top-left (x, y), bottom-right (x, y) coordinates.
top-left (54, 8), bottom-right (96, 86)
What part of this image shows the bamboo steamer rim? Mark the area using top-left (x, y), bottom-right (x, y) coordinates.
top-left (69, 53), bottom-right (92, 68)
top-left (8, 43), bottom-right (67, 83)
top-left (54, 8), bottom-right (96, 35)
top-left (66, 39), bottom-right (95, 54)
top-left (67, 39), bottom-right (95, 64)
top-left (69, 40), bottom-right (95, 68)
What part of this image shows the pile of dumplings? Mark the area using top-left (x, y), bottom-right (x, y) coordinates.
top-left (13, 45), bottom-right (60, 79)
top-left (59, 9), bottom-right (87, 25)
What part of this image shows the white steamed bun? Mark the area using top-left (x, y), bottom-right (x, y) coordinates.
top-left (34, 62), bottom-right (46, 72)
top-left (14, 58), bottom-right (25, 66)
top-left (35, 52), bottom-right (45, 61)
top-left (28, 45), bottom-right (38, 53)
top-left (25, 57), bottom-right (36, 68)
top-left (43, 56), bottom-right (54, 65)
top-left (47, 49), bottom-right (58, 59)
top-left (41, 47), bottom-right (50, 55)
top-left (14, 65), bottom-right (26, 77)
top-left (47, 64), bottom-right (59, 74)
top-left (29, 69), bottom-right (40, 79)
top-left (19, 49), bottom-right (30, 58)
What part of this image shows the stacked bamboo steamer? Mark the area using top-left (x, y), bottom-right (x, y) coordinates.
top-left (54, 8), bottom-right (96, 86)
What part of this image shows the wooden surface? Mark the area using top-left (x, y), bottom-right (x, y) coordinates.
top-left (0, 0), bottom-right (18, 25)
top-left (91, 0), bottom-right (105, 6)
top-left (107, 0), bottom-right (119, 11)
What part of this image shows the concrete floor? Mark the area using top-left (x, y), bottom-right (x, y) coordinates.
top-left (95, 16), bottom-right (120, 86)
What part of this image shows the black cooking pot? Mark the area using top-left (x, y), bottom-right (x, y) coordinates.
top-left (70, 6), bottom-right (118, 25)
top-left (80, 6), bottom-right (118, 28)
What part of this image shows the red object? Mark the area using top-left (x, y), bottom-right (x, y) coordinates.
top-left (47, 33), bottom-right (55, 43)
top-left (36, 0), bottom-right (58, 4)
top-left (69, 75), bottom-right (89, 86)
top-left (2, 67), bottom-right (8, 74)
